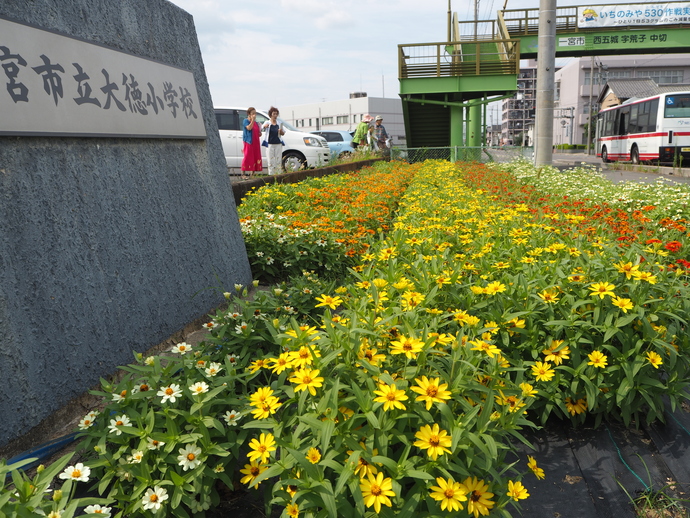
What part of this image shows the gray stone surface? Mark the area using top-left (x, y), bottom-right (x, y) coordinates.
top-left (0, 0), bottom-right (252, 447)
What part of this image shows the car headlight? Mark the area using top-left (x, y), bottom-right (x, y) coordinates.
top-left (303, 137), bottom-right (323, 147)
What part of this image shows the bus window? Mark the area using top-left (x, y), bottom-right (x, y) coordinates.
top-left (629, 104), bottom-right (639, 133)
top-left (603, 110), bottom-right (615, 136)
top-left (648, 99), bottom-right (658, 131)
top-left (664, 94), bottom-right (690, 118)
top-left (618, 106), bottom-right (630, 135)
top-left (636, 102), bottom-right (649, 133)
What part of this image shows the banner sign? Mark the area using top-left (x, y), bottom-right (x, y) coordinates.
top-left (0, 16), bottom-right (207, 138)
top-left (578, 3), bottom-right (690, 27)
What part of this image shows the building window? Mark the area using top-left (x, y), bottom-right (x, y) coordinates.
top-left (322, 117), bottom-right (333, 125)
top-left (337, 115), bottom-right (348, 124)
top-left (308, 119), bottom-right (312, 126)
top-left (555, 81), bottom-right (560, 101)
top-left (637, 69), bottom-right (683, 84)
top-left (584, 69), bottom-right (631, 85)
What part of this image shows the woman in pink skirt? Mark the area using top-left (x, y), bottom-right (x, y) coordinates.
top-left (241, 107), bottom-right (263, 178)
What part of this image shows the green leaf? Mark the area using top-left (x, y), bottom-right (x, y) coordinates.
top-left (170, 470), bottom-right (185, 487)
top-left (314, 480), bottom-right (338, 518)
top-left (370, 455), bottom-right (398, 472)
top-left (365, 411), bottom-right (380, 429)
top-left (320, 419), bottom-right (335, 453)
top-left (334, 455), bottom-right (356, 495)
top-left (405, 469), bottom-right (434, 481)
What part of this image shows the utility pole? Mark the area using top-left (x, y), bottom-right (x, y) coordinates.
top-left (586, 56), bottom-right (594, 155)
top-left (447, 0), bottom-right (452, 42)
top-left (535, 0), bottom-right (556, 166)
top-left (474, 0), bottom-right (479, 39)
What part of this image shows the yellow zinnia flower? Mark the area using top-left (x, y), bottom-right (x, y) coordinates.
top-left (429, 477), bottom-right (468, 512)
top-left (531, 361), bottom-right (555, 382)
top-left (373, 383), bottom-right (408, 411)
top-left (288, 368), bottom-right (324, 396)
top-left (239, 460), bottom-right (267, 488)
top-left (587, 350), bottom-right (608, 369)
top-left (565, 397), bottom-right (587, 416)
top-left (646, 351), bottom-right (663, 369)
top-left (507, 480), bottom-right (530, 501)
top-left (305, 447), bottom-right (321, 464)
top-left (527, 455), bottom-right (545, 479)
top-left (285, 503), bottom-right (299, 518)
top-left (538, 289), bottom-right (560, 304)
top-left (589, 282), bottom-right (616, 299)
top-left (410, 376), bottom-right (452, 410)
top-left (611, 296), bottom-right (634, 313)
top-left (247, 433), bottom-right (276, 464)
top-left (463, 477), bottom-right (495, 518)
top-left (469, 339), bottom-right (501, 358)
top-left (389, 335), bottom-right (424, 359)
top-left (359, 472), bottom-right (395, 513)
top-left (542, 340), bottom-right (570, 366)
top-left (413, 423), bottom-right (452, 460)
top-left (314, 294), bottom-right (343, 310)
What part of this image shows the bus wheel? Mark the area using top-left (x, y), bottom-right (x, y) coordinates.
top-left (631, 146), bottom-right (640, 165)
top-left (601, 146), bottom-right (610, 163)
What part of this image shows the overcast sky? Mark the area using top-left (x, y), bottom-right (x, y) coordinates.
top-left (167, 0), bottom-right (582, 110)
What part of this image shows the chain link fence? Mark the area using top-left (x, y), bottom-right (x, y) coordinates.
top-left (390, 146), bottom-right (533, 164)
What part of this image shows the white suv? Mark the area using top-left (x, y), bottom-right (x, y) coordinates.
top-left (214, 107), bottom-right (330, 173)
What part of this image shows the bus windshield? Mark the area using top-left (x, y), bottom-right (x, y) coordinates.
top-left (664, 94), bottom-right (690, 118)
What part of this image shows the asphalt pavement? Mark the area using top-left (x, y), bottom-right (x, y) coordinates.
top-left (551, 151), bottom-right (690, 184)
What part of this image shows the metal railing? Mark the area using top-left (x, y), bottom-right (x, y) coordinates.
top-left (499, 6), bottom-right (580, 36)
top-left (391, 146), bottom-right (532, 164)
top-left (398, 39), bottom-right (520, 79)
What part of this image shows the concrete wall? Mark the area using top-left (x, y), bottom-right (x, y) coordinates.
top-left (0, 0), bottom-right (252, 447)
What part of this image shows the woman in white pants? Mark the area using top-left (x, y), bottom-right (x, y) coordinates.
top-left (262, 107), bottom-right (286, 175)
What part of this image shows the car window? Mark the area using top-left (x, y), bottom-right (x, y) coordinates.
top-left (215, 110), bottom-right (239, 131)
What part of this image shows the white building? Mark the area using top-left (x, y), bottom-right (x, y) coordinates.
top-left (502, 61), bottom-right (538, 146)
top-left (554, 54), bottom-right (690, 146)
top-left (282, 93), bottom-right (407, 146)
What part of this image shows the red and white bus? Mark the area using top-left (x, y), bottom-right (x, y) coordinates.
top-left (596, 91), bottom-right (690, 164)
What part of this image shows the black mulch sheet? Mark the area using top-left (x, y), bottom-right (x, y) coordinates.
top-left (207, 403), bottom-right (690, 517)
top-left (513, 402), bottom-right (690, 518)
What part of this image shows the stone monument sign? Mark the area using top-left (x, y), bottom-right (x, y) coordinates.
top-left (0, 0), bottom-right (252, 449)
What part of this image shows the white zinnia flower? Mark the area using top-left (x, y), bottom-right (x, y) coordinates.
top-left (204, 362), bottom-right (223, 377)
top-left (128, 450), bottom-right (144, 464)
top-left (146, 437), bottom-right (165, 450)
top-left (171, 342), bottom-right (192, 355)
top-left (78, 411), bottom-right (98, 430)
top-left (142, 486), bottom-right (168, 511)
top-left (83, 505), bottom-right (111, 516)
top-left (157, 383), bottom-right (182, 403)
top-left (223, 410), bottom-right (241, 426)
top-left (107, 415), bottom-right (131, 435)
top-left (189, 381), bottom-right (209, 396)
top-left (58, 463), bottom-right (90, 482)
top-left (177, 444), bottom-right (203, 471)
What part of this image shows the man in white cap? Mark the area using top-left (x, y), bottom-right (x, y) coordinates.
top-left (374, 115), bottom-right (390, 157)
top-left (352, 114), bottom-right (373, 149)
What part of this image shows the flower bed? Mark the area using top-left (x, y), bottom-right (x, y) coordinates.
top-left (238, 161), bottom-right (418, 283)
top-left (3, 159), bottom-right (690, 518)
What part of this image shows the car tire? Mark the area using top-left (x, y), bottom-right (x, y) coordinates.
top-left (601, 146), bottom-right (610, 163)
top-left (630, 145), bottom-right (640, 165)
top-left (282, 151), bottom-right (307, 172)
